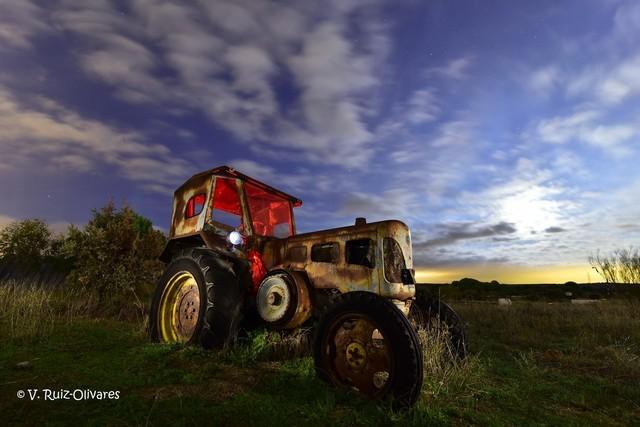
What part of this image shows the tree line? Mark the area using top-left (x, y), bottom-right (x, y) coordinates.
top-left (0, 202), bottom-right (166, 319)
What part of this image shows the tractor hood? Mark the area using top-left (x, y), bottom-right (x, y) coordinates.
top-left (260, 219), bottom-right (415, 300)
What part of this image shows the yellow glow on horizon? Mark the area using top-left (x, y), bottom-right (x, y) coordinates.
top-left (415, 263), bottom-right (596, 284)
top-left (415, 269), bottom-right (458, 281)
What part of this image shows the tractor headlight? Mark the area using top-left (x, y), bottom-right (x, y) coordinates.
top-left (228, 231), bottom-right (244, 246)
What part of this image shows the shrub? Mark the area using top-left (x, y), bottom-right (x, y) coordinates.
top-left (0, 219), bottom-right (52, 268)
top-left (589, 248), bottom-right (640, 284)
top-left (65, 202), bottom-right (166, 320)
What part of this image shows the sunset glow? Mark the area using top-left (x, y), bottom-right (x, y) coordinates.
top-left (416, 264), bottom-right (596, 285)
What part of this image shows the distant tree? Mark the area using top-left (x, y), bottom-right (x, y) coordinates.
top-left (589, 248), bottom-right (640, 284)
top-left (0, 219), bottom-right (52, 268)
top-left (452, 277), bottom-right (483, 286)
top-left (490, 280), bottom-right (500, 285)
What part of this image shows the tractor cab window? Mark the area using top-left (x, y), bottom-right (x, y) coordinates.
top-left (311, 243), bottom-right (339, 263)
top-left (210, 177), bottom-right (242, 229)
top-left (245, 182), bottom-right (294, 238)
top-left (287, 245), bottom-right (307, 263)
top-left (185, 194), bottom-right (206, 218)
top-left (383, 237), bottom-right (406, 283)
top-left (346, 238), bottom-right (375, 268)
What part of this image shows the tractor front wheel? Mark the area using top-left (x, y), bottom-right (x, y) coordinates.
top-left (313, 292), bottom-right (424, 408)
top-left (149, 249), bottom-right (243, 349)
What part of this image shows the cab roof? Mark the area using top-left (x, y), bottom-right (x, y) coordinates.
top-left (176, 165), bottom-right (303, 207)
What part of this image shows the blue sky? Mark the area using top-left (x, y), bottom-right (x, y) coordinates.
top-left (1, 0), bottom-right (639, 282)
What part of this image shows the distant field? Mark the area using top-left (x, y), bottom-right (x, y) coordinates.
top-left (1, 292), bottom-right (639, 426)
top-left (420, 282), bottom-right (640, 302)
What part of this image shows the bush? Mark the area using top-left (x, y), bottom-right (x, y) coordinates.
top-left (64, 202), bottom-right (166, 320)
top-left (589, 248), bottom-right (640, 284)
top-left (0, 219), bottom-right (52, 268)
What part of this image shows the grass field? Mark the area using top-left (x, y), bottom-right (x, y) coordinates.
top-left (1, 288), bottom-right (639, 426)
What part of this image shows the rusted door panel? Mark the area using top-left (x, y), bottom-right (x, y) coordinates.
top-left (171, 173), bottom-right (212, 237)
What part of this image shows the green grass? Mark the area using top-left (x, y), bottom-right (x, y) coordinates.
top-left (1, 299), bottom-right (639, 426)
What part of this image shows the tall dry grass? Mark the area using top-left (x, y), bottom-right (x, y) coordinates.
top-left (455, 300), bottom-right (640, 348)
top-left (416, 324), bottom-right (483, 400)
top-left (0, 281), bottom-right (57, 340)
top-left (454, 300), bottom-right (640, 381)
top-left (0, 280), bottom-right (91, 341)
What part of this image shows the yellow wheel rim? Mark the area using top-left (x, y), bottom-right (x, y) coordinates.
top-left (158, 271), bottom-right (201, 343)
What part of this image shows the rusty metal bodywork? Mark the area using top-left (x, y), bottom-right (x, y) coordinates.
top-left (264, 220), bottom-right (415, 301)
top-left (163, 166), bottom-right (416, 321)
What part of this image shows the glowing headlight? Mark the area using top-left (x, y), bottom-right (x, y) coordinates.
top-left (228, 231), bottom-right (243, 246)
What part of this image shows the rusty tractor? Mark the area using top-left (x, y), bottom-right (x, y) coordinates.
top-left (149, 166), bottom-right (466, 407)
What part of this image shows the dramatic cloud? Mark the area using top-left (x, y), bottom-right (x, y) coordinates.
top-left (405, 89), bottom-right (440, 124)
top-left (425, 56), bottom-right (474, 80)
top-left (0, 0), bottom-right (50, 49)
top-left (568, 55), bottom-right (640, 104)
top-left (415, 251), bottom-right (510, 268)
top-left (45, 0), bottom-right (389, 167)
top-left (537, 110), bottom-right (636, 155)
top-left (545, 226), bottom-right (567, 233)
top-left (415, 222), bottom-right (517, 249)
top-left (340, 189), bottom-right (417, 221)
top-left (0, 85), bottom-right (190, 193)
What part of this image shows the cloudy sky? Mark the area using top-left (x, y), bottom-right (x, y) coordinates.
top-left (1, 0), bottom-right (639, 283)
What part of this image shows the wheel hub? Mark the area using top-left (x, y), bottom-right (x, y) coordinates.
top-left (346, 342), bottom-right (367, 369)
top-left (175, 285), bottom-right (199, 337)
top-left (158, 271), bottom-right (201, 343)
top-left (322, 315), bottom-right (393, 396)
top-left (257, 275), bottom-right (292, 323)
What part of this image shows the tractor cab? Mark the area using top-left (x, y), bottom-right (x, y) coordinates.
top-left (167, 166), bottom-right (301, 249)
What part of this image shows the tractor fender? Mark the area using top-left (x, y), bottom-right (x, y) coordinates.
top-left (159, 234), bottom-right (205, 263)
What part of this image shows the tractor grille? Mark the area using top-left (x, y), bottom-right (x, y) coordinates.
top-left (383, 237), bottom-right (406, 283)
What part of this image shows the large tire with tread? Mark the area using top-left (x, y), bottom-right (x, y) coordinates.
top-left (149, 249), bottom-right (243, 349)
top-left (409, 294), bottom-right (467, 360)
top-left (313, 291), bottom-right (423, 408)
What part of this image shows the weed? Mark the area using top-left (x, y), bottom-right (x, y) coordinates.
top-left (225, 327), bottom-right (312, 366)
top-left (0, 281), bottom-right (57, 341)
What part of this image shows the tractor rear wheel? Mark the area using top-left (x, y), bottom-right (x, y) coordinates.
top-left (313, 292), bottom-right (424, 408)
top-left (149, 249), bottom-right (243, 349)
top-left (409, 294), bottom-right (467, 360)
